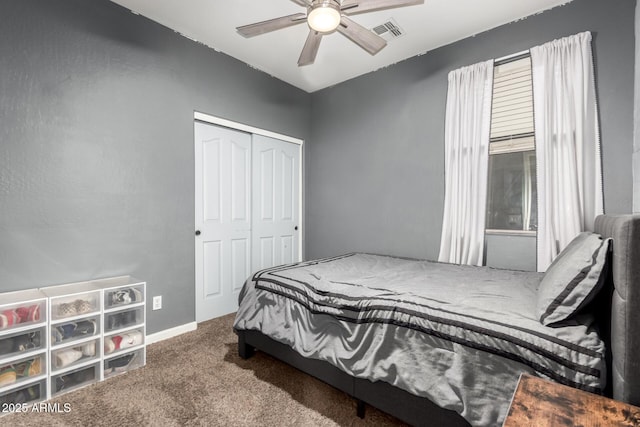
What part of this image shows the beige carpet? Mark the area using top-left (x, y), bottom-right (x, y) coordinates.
top-left (6, 314), bottom-right (406, 426)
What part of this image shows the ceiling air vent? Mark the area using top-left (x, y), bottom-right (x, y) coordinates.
top-left (372, 19), bottom-right (405, 41)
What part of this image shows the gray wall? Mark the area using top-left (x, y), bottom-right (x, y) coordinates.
top-left (485, 234), bottom-right (537, 272)
top-left (0, 0), bottom-right (311, 333)
top-left (307, 0), bottom-right (636, 263)
top-left (635, 0), bottom-right (640, 214)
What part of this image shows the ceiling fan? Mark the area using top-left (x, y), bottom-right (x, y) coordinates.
top-left (236, 0), bottom-right (424, 66)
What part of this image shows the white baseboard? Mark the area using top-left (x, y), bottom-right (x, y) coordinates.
top-left (146, 321), bottom-right (197, 345)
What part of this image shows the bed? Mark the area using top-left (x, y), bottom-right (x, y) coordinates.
top-left (233, 214), bottom-right (640, 426)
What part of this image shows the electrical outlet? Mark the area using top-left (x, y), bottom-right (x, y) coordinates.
top-left (152, 295), bottom-right (162, 311)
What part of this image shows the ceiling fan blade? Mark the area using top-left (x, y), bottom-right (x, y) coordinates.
top-left (336, 16), bottom-right (386, 55)
top-left (237, 13), bottom-right (307, 38)
top-left (290, 0), bottom-right (310, 6)
top-left (341, 0), bottom-right (423, 15)
top-left (298, 30), bottom-right (323, 66)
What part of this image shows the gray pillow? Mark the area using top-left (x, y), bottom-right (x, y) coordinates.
top-left (537, 232), bottom-right (611, 326)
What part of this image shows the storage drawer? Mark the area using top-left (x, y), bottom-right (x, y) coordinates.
top-left (51, 338), bottom-right (99, 372)
top-left (0, 301), bottom-right (45, 332)
top-left (51, 292), bottom-right (100, 321)
top-left (51, 363), bottom-right (98, 396)
top-left (104, 328), bottom-right (144, 356)
top-left (104, 349), bottom-right (144, 379)
top-left (51, 317), bottom-right (99, 346)
top-left (104, 283), bottom-right (145, 310)
top-left (0, 327), bottom-right (46, 359)
top-left (0, 353), bottom-right (45, 389)
top-left (0, 379), bottom-right (45, 407)
top-left (105, 307), bottom-right (144, 333)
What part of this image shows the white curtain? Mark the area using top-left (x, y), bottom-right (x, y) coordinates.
top-left (438, 60), bottom-right (494, 266)
top-left (522, 152), bottom-right (535, 231)
top-left (531, 31), bottom-right (603, 271)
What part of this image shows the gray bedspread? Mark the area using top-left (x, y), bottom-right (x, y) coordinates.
top-left (233, 253), bottom-right (606, 426)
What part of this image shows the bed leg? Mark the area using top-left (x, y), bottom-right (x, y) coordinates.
top-left (238, 332), bottom-right (255, 360)
top-left (356, 399), bottom-right (366, 419)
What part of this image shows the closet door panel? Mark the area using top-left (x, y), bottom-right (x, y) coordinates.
top-left (252, 135), bottom-right (301, 274)
top-left (195, 122), bottom-right (251, 322)
top-left (231, 141), bottom-right (251, 224)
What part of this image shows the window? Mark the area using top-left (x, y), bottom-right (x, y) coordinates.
top-left (486, 56), bottom-right (537, 233)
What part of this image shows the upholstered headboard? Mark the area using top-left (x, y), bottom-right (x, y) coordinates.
top-left (594, 214), bottom-right (640, 405)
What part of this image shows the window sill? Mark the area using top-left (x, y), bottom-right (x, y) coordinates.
top-left (485, 229), bottom-right (537, 237)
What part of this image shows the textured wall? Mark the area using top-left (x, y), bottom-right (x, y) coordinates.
top-left (307, 0), bottom-right (635, 262)
top-left (635, 0), bottom-right (640, 214)
top-left (0, 0), bottom-right (310, 333)
top-left (485, 235), bottom-right (537, 272)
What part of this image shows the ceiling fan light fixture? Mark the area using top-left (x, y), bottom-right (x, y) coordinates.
top-left (307, 0), bottom-right (341, 33)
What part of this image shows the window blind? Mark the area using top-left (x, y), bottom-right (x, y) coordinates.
top-left (490, 56), bottom-right (535, 147)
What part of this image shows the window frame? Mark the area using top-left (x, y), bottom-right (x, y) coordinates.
top-left (485, 53), bottom-right (537, 236)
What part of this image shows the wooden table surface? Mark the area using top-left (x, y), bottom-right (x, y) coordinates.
top-left (503, 374), bottom-right (640, 426)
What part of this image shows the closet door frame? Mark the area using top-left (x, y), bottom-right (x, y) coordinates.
top-left (193, 111), bottom-right (304, 318)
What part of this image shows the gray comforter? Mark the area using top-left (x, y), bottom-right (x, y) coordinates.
top-left (234, 253), bottom-right (606, 426)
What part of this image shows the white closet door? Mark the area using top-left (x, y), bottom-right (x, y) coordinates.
top-left (195, 122), bottom-right (251, 322)
top-left (251, 135), bottom-right (301, 273)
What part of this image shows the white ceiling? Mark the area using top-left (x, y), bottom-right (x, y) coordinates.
top-left (110, 0), bottom-right (572, 93)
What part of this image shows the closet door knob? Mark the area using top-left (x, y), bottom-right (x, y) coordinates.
top-left (294, 226), bottom-right (298, 231)
top-left (195, 230), bottom-right (201, 236)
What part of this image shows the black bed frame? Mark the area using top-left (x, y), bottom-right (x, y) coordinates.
top-left (236, 214), bottom-right (640, 426)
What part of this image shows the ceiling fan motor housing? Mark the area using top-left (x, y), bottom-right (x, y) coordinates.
top-left (307, 0), bottom-right (342, 33)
